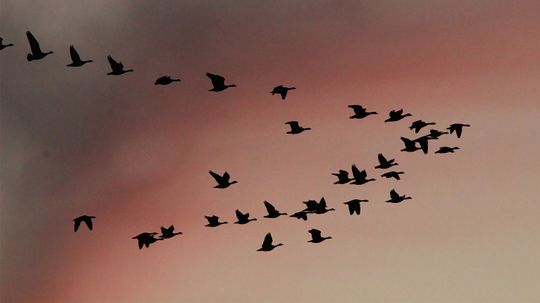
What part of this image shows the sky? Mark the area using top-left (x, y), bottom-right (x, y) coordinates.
top-left (1, 1), bottom-right (540, 302)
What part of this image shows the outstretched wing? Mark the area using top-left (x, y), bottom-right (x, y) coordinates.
top-left (285, 121), bottom-right (299, 128)
top-left (84, 218), bottom-right (93, 230)
top-left (456, 126), bottom-right (462, 138)
top-left (351, 164), bottom-right (362, 179)
top-left (222, 172), bottom-right (231, 182)
top-left (309, 229), bottom-right (321, 238)
top-left (74, 219), bottom-right (81, 232)
top-left (107, 55), bottom-right (123, 70)
top-left (69, 45), bottom-right (81, 62)
top-left (235, 209), bottom-right (244, 220)
top-left (209, 170), bottom-right (223, 182)
top-left (26, 31), bottom-right (42, 54)
top-left (401, 137), bottom-right (416, 148)
top-left (262, 233), bottom-right (273, 247)
top-left (206, 73), bottom-right (225, 87)
top-left (264, 201), bottom-right (277, 214)
top-left (378, 153), bottom-right (387, 164)
top-left (390, 189), bottom-right (399, 200)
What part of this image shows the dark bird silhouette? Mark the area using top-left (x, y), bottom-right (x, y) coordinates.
top-left (271, 85), bottom-right (296, 100)
top-left (290, 211), bottom-right (309, 221)
top-left (308, 229), bottom-right (332, 243)
top-left (400, 137), bottom-right (421, 153)
top-left (26, 31), bottom-right (53, 61)
top-left (385, 109), bottom-right (412, 122)
top-left (159, 225), bottom-right (183, 239)
top-left (234, 209), bottom-right (257, 224)
top-left (132, 232), bottom-right (163, 249)
top-left (348, 105), bottom-right (377, 119)
top-left (154, 75), bottom-right (181, 85)
top-left (332, 169), bottom-right (353, 184)
top-left (428, 129), bottom-right (449, 139)
top-left (386, 189), bottom-right (412, 203)
top-left (413, 135), bottom-right (432, 154)
top-left (303, 200), bottom-right (320, 212)
top-left (447, 123), bottom-right (470, 138)
top-left (375, 153), bottom-right (398, 169)
top-left (344, 199), bottom-right (368, 215)
top-left (381, 171), bottom-right (404, 180)
top-left (350, 165), bottom-right (376, 185)
top-left (435, 146), bottom-right (460, 154)
top-left (257, 233), bottom-right (283, 252)
top-left (409, 120), bottom-right (436, 133)
top-left (0, 37), bottom-right (14, 50)
top-left (285, 121), bottom-right (311, 134)
top-left (207, 72), bottom-right (236, 91)
top-left (66, 45), bottom-right (92, 67)
top-left (205, 215), bottom-right (228, 227)
top-left (263, 201), bottom-right (287, 218)
top-left (312, 197), bottom-right (335, 214)
top-left (107, 55), bottom-right (133, 75)
top-left (73, 215), bottom-right (95, 232)
top-left (209, 170), bottom-right (237, 188)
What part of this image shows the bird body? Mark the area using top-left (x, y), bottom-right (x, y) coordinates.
top-left (409, 120), bottom-right (436, 133)
top-left (344, 199), bottom-right (368, 215)
top-left (154, 76), bottom-right (181, 85)
top-left (350, 165), bottom-right (376, 185)
top-left (285, 121), bottom-right (311, 134)
top-left (205, 215), bottom-right (228, 227)
top-left (381, 171), bottom-right (404, 180)
top-left (73, 215), bottom-right (95, 232)
top-left (435, 146), bottom-right (460, 154)
top-left (447, 123), bottom-right (470, 138)
top-left (375, 153), bottom-right (397, 169)
top-left (386, 189), bottom-right (412, 203)
top-left (207, 72), bottom-right (236, 91)
top-left (308, 229), bottom-right (332, 243)
top-left (234, 209), bottom-right (257, 224)
top-left (290, 211), bottom-right (309, 221)
top-left (428, 129), bottom-right (449, 139)
top-left (66, 45), bottom-right (92, 67)
top-left (263, 201), bottom-right (287, 218)
top-left (107, 55), bottom-right (133, 75)
top-left (385, 109), bottom-right (411, 122)
top-left (258, 233), bottom-right (283, 251)
top-left (132, 232), bottom-right (162, 249)
top-left (400, 137), bottom-right (421, 152)
top-left (159, 225), bottom-right (183, 239)
top-left (348, 105), bottom-right (377, 119)
top-left (209, 170), bottom-right (237, 188)
top-left (271, 85), bottom-right (296, 100)
top-left (26, 31), bottom-right (53, 61)
top-left (332, 169), bottom-right (353, 184)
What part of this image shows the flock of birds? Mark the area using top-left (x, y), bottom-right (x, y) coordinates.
top-left (3, 31), bottom-right (471, 252)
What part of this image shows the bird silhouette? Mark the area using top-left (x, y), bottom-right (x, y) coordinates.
top-left (234, 209), bottom-right (257, 224)
top-left (332, 169), bottom-right (353, 184)
top-left (385, 109), bottom-right (412, 122)
top-left (271, 85), bottom-right (296, 100)
top-left (308, 229), bottom-right (332, 243)
top-left (154, 76), bottom-right (181, 85)
top-left (348, 105), bottom-right (377, 119)
top-left (132, 232), bottom-right (163, 249)
top-left (107, 55), bottom-right (133, 75)
top-left (0, 37), bottom-right (14, 50)
top-left (313, 197), bottom-right (335, 214)
top-left (343, 199), bottom-right (368, 215)
top-left (435, 146), bottom-right (460, 154)
top-left (447, 123), bottom-right (470, 138)
top-left (400, 137), bottom-right (421, 153)
top-left (428, 129), bottom-right (449, 139)
top-left (285, 121), bottom-right (311, 134)
top-left (209, 170), bottom-right (237, 188)
top-left (205, 215), bottom-right (228, 227)
top-left (26, 31), bottom-right (53, 61)
top-left (66, 45), bottom-right (92, 67)
top-left (207, 72), bottom-right (236, 91)
top-left (413, 135), bottom-right (432, 154)
top-left (257, 233), bottom-right (283, 252)
top-left (303, 200), bottom-right (320, 212)
top-left (375, 153), bottom-right (398, 169)
top-left (386, 189), bottom-right (412, 203)
top-left (350, 165), bottom-right (376, 185)
top-left (381, 171), bottom-right (404, 180)
top-left (290, 211), bottom-right (309, 221)
top-left (159, 225), bottom-right (183, 239)
top-left (73, 215), bottom-right (95, 232)
top-left (409, 120), bottom-right (436, 133)
top-left (263, 201), bottom-right (287, 218)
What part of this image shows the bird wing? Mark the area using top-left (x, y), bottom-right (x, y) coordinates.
top-left (319, 197), bottom-right (327, 208)
top-left (264, 201), bottom-right (277, 214)
top-left (107, 55), bottom-right (123, 70)
top-left (378, 153), bottom-right (387, 164)
top-left (85, 218), bottom-right (93, 230)
top-left (69, 45), bottom-right (81, 62)
top-left (160, 226), bottom-right (168, 234)
top-left (390, 189), bottom-right (399, 200)
top-left (262, 233), bottom-right (273, 247)
top-left (26, 31), bottom-right (42, 54)
top-left (351, 164), bottom-right (362, 179)
top-left (456, 127), bottom-right (462, 138)
top-left (208, 170), bottom-right (223, 182)
top-left (206, 73), bottom-right (225, 86)
top-left (401, 137), bottom-right (416, 148)
top-left (74, 219), bottom-right (81, 232)
top-left (235, 209), bottom-right (244, 220)
top-left (395, 109), bottom-right (403, 115)
top-left (309, 229), bottom-right (321, 238)
top-left (286, 121), bottom-right (299, 129)
top-left (222, 172), bottom-right (231, 181)
top-left (280, 91), bottom-right (287, 100)
top-left (417, 138), bottom-right (429, 154)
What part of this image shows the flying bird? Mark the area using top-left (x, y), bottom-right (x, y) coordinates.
top-left (26, 31), bottom-right (53, 61)
top-left (0, 37), bottom-right (14, 50)
top-left (381, 171), bottom-right (404, 180)
top-left (234, 209), bottom-right (257, 225)
top-left (343, 199), bottom-right (368, 215)
top-left (332, 169), bottom-right (353, 184)
top-left (154, 75), bottom-right (180, 85)
top-left (66, 45), bottom-right (92, 67)
top-left (312, 197), bottom-right (335, 214)
top-left (375, 153), bottom-right (398, 169)
top-left (435, 146), bottom-right (460, 154)
top-left (107, 55), bottom-right (133, 75)
top-left (350, 165), bottom-right (376, 185)
top-left (308, 229), bottom-right (332, 243)
top-left (205, 215), bottom-right (228, 227)
top-left (428, 129), bottom-right (449, 139)
top-left (290, 211), bottom-right (309, 221)
top-left (132, 232), bottom-right (162, 249)
top-left (400, 137), bottom-right (421, 153)
top-left (206, 72), bottom-right (236, 91)
top-left (409, 120), bottom-right (436, 133)
top-left (257, 233), bottom-right (283, 252)
top-left (73, 215), bottom-right (95, 232)
top-left (384, 109), bottom-right (411, 122)
top-left (447, 123), bottom-right (470, 138)
top-left (263, 201), bottom-right (287, 218)
top-left (159, 225), bottom-right (183, 239)
top-left (413, 135), bottom-right (432, 154)
top-left (209, 170), bottom-right (237, 188)
top-left (271, 85), bottom-right (296, 100)
top-left (348, 105), bottom-right (377, 119)
top-left (386, 189), bottom-right (412, 203)
top-left (285, 121), bottom-right (311, 134)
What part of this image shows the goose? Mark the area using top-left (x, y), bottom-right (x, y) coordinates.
top-left (263, 201), bottom-right (287, 218)
top-left (159, 225), bottom-right (183, 239)
top-left (428, 129), bottom-right (449, 139)
top-left (343, 199), bottom-right (368, 215)
top-left (26, 31), bottom-right (53, 61)
top-left (381, 171), bottom-right (404, 180)
top-left (290, 211), bottom-right (309, 221)
top-left (66, 45), bottom-right (92, 67)
top-left (350, 165), bottom-right (376, 185)
top-left (312, 197), bottom-right (335, 214)
top-left (73, 215), bottom-right (95, 232)
top-left (271, 85), bottom-right (296, 100)
top-left (435, 146), bottom-right (460, 154)
top-left (386, 189), bottom-right (412, 203)
top-left (409, 120), bottom-right (436, 133)
top-left (234, 209), bottom-right (257, 224)
top-left (154, 75), bottom-right (181, 85)
top-left (209, 170), bottom-right (237, 188)
top-left (285, 121), bottom-right (311, 134)
top-left (332, 169), bottom-right (353, 184)
top-left (308, 229), bottom-right (332, 243)
top-left (132, 232), bottom-right (162, 249)
top-left (257, 233), bottom-right (283, 252)
top-left (302, 200), bottom-right (320, 213)
top-left (447, 123), bottom-right (470, 138)
top-left (205, 215), bottom-right (228, 227)
top-left (400, 137), bottom-right (421, 153)
top-left (106, 55), bottom-right (133, 75)
top-left (385, 109), bottom-right (411, 122)
top-left (0, 37), bottom-right (14, 50)
top-left (375, 153), bottom-right (398, 169)
top-left (348, 105), bottom-right (377, 119)
top-left (207, 72), bottom-right (236, 91)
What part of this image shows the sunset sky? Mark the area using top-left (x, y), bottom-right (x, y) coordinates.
top-left (1, 1), bottom-right (540, 302)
